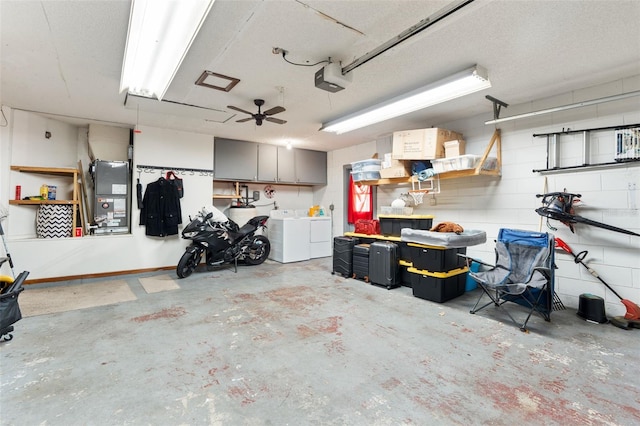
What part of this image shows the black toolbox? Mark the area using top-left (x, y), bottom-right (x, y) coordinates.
top-left (368, 241), bottom-right (400, 289)
top-left (352, 244), bottom-right (370, 281)
top-left (332, 236), bottom-right (359, 278)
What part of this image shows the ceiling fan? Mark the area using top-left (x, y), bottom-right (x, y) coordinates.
top-left (227, 99), bottom-right (286, 125)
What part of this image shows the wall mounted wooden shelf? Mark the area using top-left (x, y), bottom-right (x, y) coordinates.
top-left (212, 181), bottom-right (244, 199)
top-left (356, 129), bottom-right (502, 186)
top-left (9, 165), bottom-right (80, 236)
top-left (9, 199), bottom-right (78, 206)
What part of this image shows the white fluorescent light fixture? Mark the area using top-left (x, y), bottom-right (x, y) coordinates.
top-left (321, 65), bottom-right (491, 134)
top-left (120, 0), bottom-right (215, 100)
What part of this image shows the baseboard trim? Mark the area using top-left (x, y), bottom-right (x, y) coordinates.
top-left (24, 266), bottom-right (176, 284)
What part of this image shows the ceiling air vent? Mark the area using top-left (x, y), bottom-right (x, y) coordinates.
top-left (195, 71), bottom-right (240, 92)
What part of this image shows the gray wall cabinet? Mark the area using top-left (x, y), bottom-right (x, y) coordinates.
top-left (215, 137), bottom-right (327, 185)
top-left (295, 149), bottom-right (327, 184)
top-left (257, 144), bottom-right (278, 182)
top-left (276, 146), bottom-right (296, 183)
top-left (214, 138), bottom-right (258, 181)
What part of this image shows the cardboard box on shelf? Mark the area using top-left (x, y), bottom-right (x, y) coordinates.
top-left (444, 140), bottom-right (466, 157)
top-left (392, 128), bottom-right (463, 160)
top-left (380, 154), bottom-right (411, 178)
top-left (380, 165), bottom-right (411, 179)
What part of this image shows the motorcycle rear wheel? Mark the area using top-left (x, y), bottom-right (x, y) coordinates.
top-left (244, 235), bottom-right (270, 265)
top-left (177, 249), bottom-right (202, 278)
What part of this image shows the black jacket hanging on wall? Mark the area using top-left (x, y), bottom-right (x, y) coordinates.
top-left (140, 177), bottom-right (182, 237)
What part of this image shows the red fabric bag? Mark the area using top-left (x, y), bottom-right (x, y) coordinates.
top-left (355, 219), bottom-right (380, 235)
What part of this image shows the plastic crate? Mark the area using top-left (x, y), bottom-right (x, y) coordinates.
top-left (431, 154), bottom-right (481, 173)
top-left (378, 215), bottom-right (433, 237)
top-left (380, 206), bottom-right (414, 215)
top-left (351, 159), bottom-right (382, 173)
top-left (351, 170), bottom-right (381, 181)
top-left (409, 266), bottom-right (468, 302)
top-left (400, 263), bottom-right (413, 288)
top-left (408, 243), bottom-right (466, 272)
top-left (398, 242), bottom-right (412, 263)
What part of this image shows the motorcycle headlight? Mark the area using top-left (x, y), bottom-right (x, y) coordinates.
top-left (183, 231), bottom-right (198, 238)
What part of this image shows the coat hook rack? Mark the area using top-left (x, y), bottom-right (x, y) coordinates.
top-left (136, 164), bottom-right (214, 177)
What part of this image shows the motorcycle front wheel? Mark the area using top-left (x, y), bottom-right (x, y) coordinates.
top-left (244, 235), bottom-right (271, 265)
top-left (177, 249), bottom-right (202, 278)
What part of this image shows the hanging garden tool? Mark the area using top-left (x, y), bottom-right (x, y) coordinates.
top-left (555, 237), bottom-right (640, 323)
top-left (536, 191), bottom-right (640, 237)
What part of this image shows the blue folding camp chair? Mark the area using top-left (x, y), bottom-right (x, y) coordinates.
top-left (465, 229), bottom-right (557, 332)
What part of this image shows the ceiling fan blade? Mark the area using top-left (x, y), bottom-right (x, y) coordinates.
top-left (263, 106), bottom-right (285, 116)
top-left (227, 105), bottom-right (254, 115)
top-left (265, 117), bottom-right (287, 125)
top-left (236, 117), bottom-right (254, 123)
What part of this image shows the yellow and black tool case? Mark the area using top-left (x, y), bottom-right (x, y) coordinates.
top-left (408, 266), bottom-right (468, 303)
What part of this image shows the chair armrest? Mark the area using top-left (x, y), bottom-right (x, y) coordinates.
top-left (457, 253), bottom-right (494, 268)
top-left (532, 266), bottom-right (552, 279)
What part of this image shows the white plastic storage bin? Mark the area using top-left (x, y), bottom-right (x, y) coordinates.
top-left (351, 170), bottom-right (381, 181)
top-left (432, 154), bottom-right (481, 173)
top-left (351, 159), bottom-right (382, 173)
top-left (380, 206), bottom-right (414, 215)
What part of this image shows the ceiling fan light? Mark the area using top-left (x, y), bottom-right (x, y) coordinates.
top-left (321, 65), bottom-right (490, 134)
top-left (120, 0), bottom-right (215, 100)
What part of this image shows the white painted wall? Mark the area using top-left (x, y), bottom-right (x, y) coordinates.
top-left (4, 110), bottom-right (87, 239)
top-left (320, 76), bottom-right (640, 318)
top-left (88, 123), bottom-right (130, 162)
top-left (1, 116), bottom-right (314, 280)
top-left (322, 140), bottom-right (378, 234)
top-left (0, 107), bottom-right (14, 217)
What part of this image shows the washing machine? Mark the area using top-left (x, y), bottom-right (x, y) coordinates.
top-left (268, 210), bottom-right (311, 263)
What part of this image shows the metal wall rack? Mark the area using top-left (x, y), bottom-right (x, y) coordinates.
top-left (532, 123), bottom-right (640, 173)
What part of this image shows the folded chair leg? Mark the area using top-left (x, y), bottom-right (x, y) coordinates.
top-left (518, 286), bottom-right (549, 332)
top-left (471, 284), bottom-right (543, 332)
top-left (470, 284), bottom-right (500, 314)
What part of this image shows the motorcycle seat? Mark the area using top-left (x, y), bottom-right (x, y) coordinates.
top-left (237, 223), bottom-right (256, 236)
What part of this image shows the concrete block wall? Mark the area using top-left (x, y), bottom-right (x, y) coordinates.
top-left (318, 75), bottom-right (640, 317)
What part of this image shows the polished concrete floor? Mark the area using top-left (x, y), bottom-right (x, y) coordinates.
top-left (1, 257), bottom-right (639, 425)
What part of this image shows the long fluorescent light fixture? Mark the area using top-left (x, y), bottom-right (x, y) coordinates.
top-left (120, 0), bottom-right (215, 100)
top-left (321, 65), bottom-right (491, 134)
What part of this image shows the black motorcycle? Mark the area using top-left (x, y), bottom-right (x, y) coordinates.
top-left (176, 209), bottom-right (270, 278)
